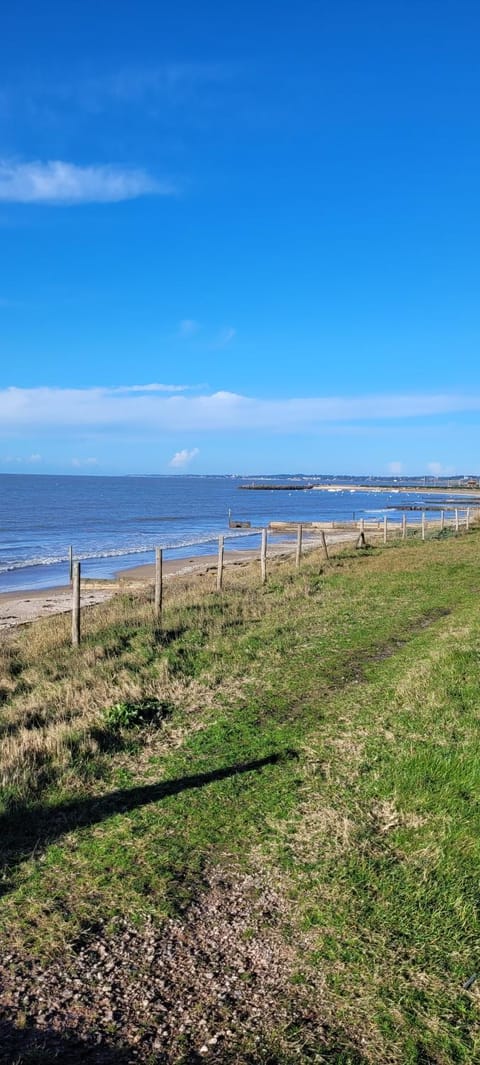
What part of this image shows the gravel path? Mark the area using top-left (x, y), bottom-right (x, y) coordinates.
top-left (0, 866), bottom-right (325, 1064)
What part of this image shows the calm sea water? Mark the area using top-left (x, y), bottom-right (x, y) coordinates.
top-left (0, 474), bottom-right (476, 593)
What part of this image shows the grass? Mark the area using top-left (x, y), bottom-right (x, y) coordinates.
top-left (2, 527), bottom-right (480, 1061)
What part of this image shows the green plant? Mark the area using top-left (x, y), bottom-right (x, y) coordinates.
top-left (102, 698), bottom-right (170, 730)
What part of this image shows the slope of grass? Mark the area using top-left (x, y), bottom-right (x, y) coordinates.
top-left (1, 528), bottom-right (480, 1061)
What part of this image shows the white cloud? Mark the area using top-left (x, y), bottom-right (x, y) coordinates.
top-left (169, 447), bottom-right (200, 468)
top-left (178, 321), bottom-right (236, 347)
top-left (96, 63), bottom-right (232, 105)
top-left (0, 63), bottom-right (234, 120)
top-left (1, 386), bottom-right (480, 436)
top-left (178, 319), bottom-right (200, 338)
top-left (387, 461), bottom-right (404, 475)
top-left (1, 452), bottom-right (42, 464)
top-left (0, 160), bottom-right (170, 204)
top-left (212, 326), bottom-right (236, 348)
top-left (426, 461), bottom-right (455, 477)
top-left (71, 457), bottom-right (99, 468)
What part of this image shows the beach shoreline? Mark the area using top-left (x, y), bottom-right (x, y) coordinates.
top-left (0, 545), bottom-right (273, 630)
top-left (0, 533), bottom-right (354, 631)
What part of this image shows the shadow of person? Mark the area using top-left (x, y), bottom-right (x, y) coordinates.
top-left (0, 749), bottom-right (298, 896)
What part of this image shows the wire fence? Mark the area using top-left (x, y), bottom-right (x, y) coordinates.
top-left (69, 507), bottom-right (479, 646)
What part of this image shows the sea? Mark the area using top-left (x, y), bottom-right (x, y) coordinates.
top-left (0, 473), bottom-right (477, 594)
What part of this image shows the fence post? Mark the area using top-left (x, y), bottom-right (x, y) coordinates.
top-left (383, 515), bottom-right (388, 544)
top-left (360, 517), bottom-right (365, 536)
top-left (455, 508), bottom-right (459, 533)
top-left (320, 530), bottom-right (329, 560)
top-left (440, 510), bottom-right (445, 532)
top-left (261, 528), bottom-right (267, 585)
top-left (217, 535), bottom-right (224, 591)
top-left (295, 524), bottom-right (303, 569)
top-left (72, 561), bottom-right (81, 647)
top-left (154, 547), bottom-right (163, 619)
top-left (69, 545), bottom-right (73, 584)
top-left (421, 512), bottom-right (425, 541)
top-left (466, 507), bottom-right (470, 531)
top-left (402, 514), bottom-right (407, 540)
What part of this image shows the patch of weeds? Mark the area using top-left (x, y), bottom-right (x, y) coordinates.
top-left (434, 527), bottom-right (455, 541)
top-left (103, 698), bottom-right (172, 731)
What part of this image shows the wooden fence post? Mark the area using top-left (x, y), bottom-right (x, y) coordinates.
top-left (421, 512), bottom-right (426, 541)
top-left (455, 508), bottom-right (459, 533)
top-left (217, 535), bottom-right (224, 591)
top-left (466, 507), bottom-right (470, 531)
top-left (261, 528), bottom-right (267, 585)
top-left (402, 514), bottom-right (407, 540)
top-left (295, 524), bottom-right (303, 569)
top-left (320, 530), bottom-right (329, 560)
top-left (72, 561), bottom-right (81, 647)
top-left (383, 515), bottom-right (388, 544)
top-left (154, 547), bottom-right (163, 619)
top-left (69, 545), bottom-right (73, 584)
top-left (360, 517), bottom-right (365, 536)
top-left (440, 510), bottom-right (445, 532)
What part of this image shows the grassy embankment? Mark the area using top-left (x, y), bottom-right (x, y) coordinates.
top-left (1, 527), bottom-right (480, 1063)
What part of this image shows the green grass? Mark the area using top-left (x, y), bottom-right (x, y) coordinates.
top-left (2, 529), bottom-right (480, 1060)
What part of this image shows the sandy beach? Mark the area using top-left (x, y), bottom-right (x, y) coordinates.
top-left (0, 585), bottom-right (114, 631)
top-left (0, 547), bottom-right (266, 630)
top-left (0, 532), bottom-right (356, 631)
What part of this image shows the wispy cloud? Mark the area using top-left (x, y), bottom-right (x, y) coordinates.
top-left (111, 383), bottom-right (195, 394)
top-left (1, 63), bottom-right (235, 118)
top-left (1, 452), bottom-right (42, 465)
top-left (71, 457), bottom-right (99, 468)
top-left (178, 319), bottom-right (200, 339)
top-left (212, 326), bottom-right (236, 349)
top-left (0, 161), bottom-right (170, 204)
top-left (177, 321), bottom-right (235, 347)
top-left (1, 386), bottom-right (480, 436)
top-left (96, 63), bottom-right (232, 107)
top-left (426, 461), bottom-right (455, 477)
top-left (169, 447), bottom-right (199, 468)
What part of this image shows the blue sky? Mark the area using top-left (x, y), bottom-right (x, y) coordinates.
top-left (1, 0), bottom-right (480, 475)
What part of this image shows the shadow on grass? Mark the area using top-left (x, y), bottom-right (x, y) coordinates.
top-left (0, 750), bottom-right (298, 896)
top-left (0, 1018), bottom-right (132, 1064)
top-left (0, 1016), bottom-right (371, 1065)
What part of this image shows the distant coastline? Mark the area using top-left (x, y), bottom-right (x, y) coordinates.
top-left (239, 482), bottom-right (480, 495)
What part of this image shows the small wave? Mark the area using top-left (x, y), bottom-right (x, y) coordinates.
top-left (0, 528), bottom-right (262, 575)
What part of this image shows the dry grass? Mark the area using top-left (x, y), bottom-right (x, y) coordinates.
top-left (0, 544), bottom-right (328, 807)
top-left (0, 527), bottom-right (467, 809)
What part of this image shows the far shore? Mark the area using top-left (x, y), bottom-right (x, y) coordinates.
top-left (311, 484), bottom-right (480, 495)
top-left (239, 482), bottom-right (480, 496)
